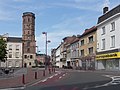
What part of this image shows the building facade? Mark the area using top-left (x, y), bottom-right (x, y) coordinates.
top-left (22, 12), bottom-right (36, 67)
top-left (79, 26), bottom-right (97, 70)
top-left (1, 37), bottom-right (22, 67)
top-left (96, 5), bottom-right (120, 70)
top-left (55, 44), bottom-right (61, 68)
top-left (70, 38), bottom-right (80, 68)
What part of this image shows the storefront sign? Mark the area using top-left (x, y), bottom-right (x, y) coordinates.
top-left (96, 52), bottom-right (120, 60)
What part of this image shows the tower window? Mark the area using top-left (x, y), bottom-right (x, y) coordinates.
top-left (27, 48), bottom-right (30, 53)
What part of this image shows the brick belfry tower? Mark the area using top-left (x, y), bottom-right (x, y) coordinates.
top-left (22, 12), bottom-right (36, 67)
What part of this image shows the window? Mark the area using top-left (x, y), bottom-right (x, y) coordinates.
top-left (16, 45), bottom-right (19, 50)
top-left (102, 26), bottom-right (105, 35)
top-left (111, 35), bottom-right (115, 48)
top-left (111, 22), bottom-right (115, 31)
top-left (81, 40), bottom-right (84, 46)
top-left (77, 50), bottom-right (79, 57)
top-left (88, 47), bottom-right (93, 54)
top-left (9, 52), bottom-right (12, 58)
top-left (88, 36), bottom-right (93, 43)
top-left (24, 55), bottom-right (27, 59)
top-left (9, 45), bottom-right (12, 50)
top-left (102, 39), bottom-right (105, 50)
top-left (29, 62), bottom-right (31, 65)
top-left (27, 48), bottom-right (30, 53)
top-left (15, 52), bottom-right (19, 58)
top-left (30, 55), bottom-right (33, 59)
top-left (80, 49), bottom-right (84, 56)
top-left (28, 31), bottom-right (30, 34)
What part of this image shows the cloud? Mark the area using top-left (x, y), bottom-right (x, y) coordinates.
top-left (51, 0), bottom-right (103, 12)
top-left (103, 0), bottom-right (110, 7)
top-left (36, 30), bottom-right (77, 55)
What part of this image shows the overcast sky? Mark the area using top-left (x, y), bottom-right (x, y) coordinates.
top-left (0, 0), bottom-right (120, 55)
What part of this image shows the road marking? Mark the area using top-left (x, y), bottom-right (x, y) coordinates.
top-left (59, 76), bottom-right (62, 79)
top-left (49, 75), bottom-right (54, 79)
top-left (54, 73), bottom-right (58, 76)
top-left (41, 78), bottom-right (48, 82)
top-left (63, 74), bottom-right (66, 77)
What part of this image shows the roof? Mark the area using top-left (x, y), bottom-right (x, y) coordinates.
top-left (98, 4), bottom-right (120, 24)
top-left (70, 38), bottom-right (79, 45)
top-left (80, 26), bottom-right (97, 38)
top-left (7, 37), bottom-right (22, 43)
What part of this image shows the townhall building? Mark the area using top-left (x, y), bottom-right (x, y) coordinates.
top-left (96, 4), bottom-right (120, 70)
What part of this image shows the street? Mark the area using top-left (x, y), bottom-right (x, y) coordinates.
top-left (24, 70), bottom-right (120, 90)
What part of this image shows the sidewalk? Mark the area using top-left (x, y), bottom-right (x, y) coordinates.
top-left (0, 67), bottom-right (56, 89)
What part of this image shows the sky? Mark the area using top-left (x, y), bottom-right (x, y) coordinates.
top-left (0, 0), bottom-right (120, 55)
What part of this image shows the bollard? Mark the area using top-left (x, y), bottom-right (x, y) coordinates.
top-left (22, 74), bottom-right (25, 84)
top-left (35, 71), bottom-right (37, 79)
top-left (49, 68), bottom-right (51, 74)
top-left (54, 68), bottom-right (55, 72)
top-left (43, 70), bottom-right (45, 76)
top-left (52, 67), bottom-right (53, 72)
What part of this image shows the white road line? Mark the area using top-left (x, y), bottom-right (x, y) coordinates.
top-left (54, 74), bottom-right (58, 76)
top-left (59, 76), bottom-right (62, 79)
top-left (63, 74), bottom-right (65, 77)
top-left (49, 75), bottom-right (54, 79)
top-left (41, 78), bottom-right (48, 82)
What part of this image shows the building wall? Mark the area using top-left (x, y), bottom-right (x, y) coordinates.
top-left (1, 42), bottom-right (22, 67)
top-left (79, 28), bottom-right (97, 70)
top-left (97, 16), bottom-right (120, 52)
top-left (55, 45), bottom-right (61, 67)
top-left (79, 31), bottom-right (97, 56)
top-left (96, 7), bottom-right (120, 70)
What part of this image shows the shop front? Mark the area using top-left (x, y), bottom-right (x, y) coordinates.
top-left (80, 55), bottom-right (95, 70)
top-left (96, 52), bottom-right (120, 70)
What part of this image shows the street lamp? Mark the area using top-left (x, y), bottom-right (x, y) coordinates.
top-left (42, 32), bottom-right (51, 70)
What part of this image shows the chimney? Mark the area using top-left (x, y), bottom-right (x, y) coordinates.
top-left (103, 7), bottom-right (109, 14)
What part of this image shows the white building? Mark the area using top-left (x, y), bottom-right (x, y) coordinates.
top-left (96, 5), bottom-right (120, 70)
top-left (1, 37), bottom-right (22, 67)
top-left (55, 44), bottom-right (62, 68)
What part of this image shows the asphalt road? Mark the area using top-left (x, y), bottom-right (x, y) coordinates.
top-left (22, 70), bottom-right (120, 90)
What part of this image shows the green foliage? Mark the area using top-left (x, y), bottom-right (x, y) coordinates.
top-left (0, 38), bottom-right (7, 62)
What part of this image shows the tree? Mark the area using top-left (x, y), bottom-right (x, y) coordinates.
top-left (0, 37), bottom-right (7, 62)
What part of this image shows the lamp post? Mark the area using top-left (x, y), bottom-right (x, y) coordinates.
top-left (42, 32), bottom-right (50, 70)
